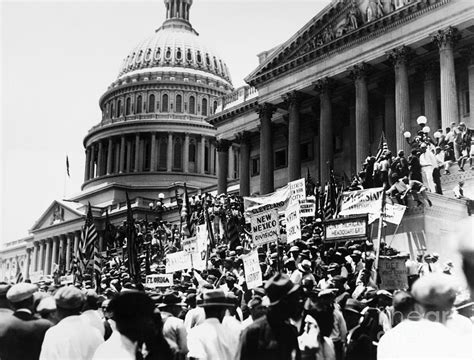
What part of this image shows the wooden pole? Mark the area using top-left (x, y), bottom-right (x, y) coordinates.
top-left (374, 191), bottom-right (386, 285)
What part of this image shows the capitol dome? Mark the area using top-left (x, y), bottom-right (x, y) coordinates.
top-left (82, 0), bottom-right (233, 194)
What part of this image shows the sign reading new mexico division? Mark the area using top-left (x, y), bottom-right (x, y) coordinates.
top-left (250, 209), bottom-right (280, 247)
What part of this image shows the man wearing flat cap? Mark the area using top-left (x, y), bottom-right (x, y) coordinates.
top-left (238, 273), bottom-right (301, 360)
top-left (378, 274), bottom-right (470, 359)
top-left (40, 285), bottom-right (103, 360)
top-left (0, 282), bottom-right (52, 360)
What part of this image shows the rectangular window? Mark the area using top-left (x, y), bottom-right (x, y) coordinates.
top-left (300, 141), bottom-right (313, 162)
top-left (274, 148), bottom-right (287, 169)
top-left (464, 90), bottom-right (470, 115)
top-left (251, 157), bottom-right (260, 177)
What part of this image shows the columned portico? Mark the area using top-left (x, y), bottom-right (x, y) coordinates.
top-left (315, 78), bottom-right (333, 185)
top-left (434, 27), bottom-right (460, 129)
top-left (389, 46), bottom-right (412, 154)
top-left (239, 132), bottom-right (251, 197)
top-left (216, 139), bottom-right (231, 194)
top-left (350, 64), bottom-right (370, 172)
top-left (257, 103), bottom-right (276, 195)
top-left (284, 91), bottom-right (302, 182)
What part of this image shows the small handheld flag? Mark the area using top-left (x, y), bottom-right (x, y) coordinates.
top-left (66, 156), bottom-right (70, 177)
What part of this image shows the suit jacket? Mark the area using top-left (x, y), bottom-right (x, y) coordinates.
top-left (0, 310), bottom-right (52, 360)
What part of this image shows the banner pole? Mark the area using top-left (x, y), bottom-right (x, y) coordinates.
top-left (374, 191), bottom-right (386, 285)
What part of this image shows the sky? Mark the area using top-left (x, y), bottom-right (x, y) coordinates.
top-left (0, 0), bottom-right (328, 244)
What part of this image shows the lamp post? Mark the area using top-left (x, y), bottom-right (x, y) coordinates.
top-left (404, 115), bottom-right (435, 148)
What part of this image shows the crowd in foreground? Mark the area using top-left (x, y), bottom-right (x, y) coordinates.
top-left (1, 228), bottom-right (473, 360)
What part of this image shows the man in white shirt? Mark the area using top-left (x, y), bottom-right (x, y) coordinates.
top-left (418, 143), bottom-right (437, 192)
top-left (40, 286), bottom-right (103, 360)
top-left (80, 289), bottom-right (106, 338)
top-left (187, 289), bottom-right (241, 360)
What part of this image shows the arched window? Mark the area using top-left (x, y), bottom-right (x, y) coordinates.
top-left (162, 94), bottom-right (169, 112)
top-left (202, 98), bottom-right (208, 116)
top-left (117, 100), bottom-right (122, 117)
top-left (110, 102), bottom-right (114, 118)
top-left (125, 97), bottom-right (131, 115)
top-left (159, 138), bottom-right (167, 169)
top-left (148, 94), bottom-right (155, 112)
top-left (173, 138), bottom-right (182, 170)
top-left (189, 96), bottom-right (195, 114)
top-left (213, 100), bottom-right (218, 114)
top-left (176, 94), bottom-right (182, 113)
top-left (136, 95), bottom-right (142, 114)
top-left (189, 142), bottom-right (196, 163)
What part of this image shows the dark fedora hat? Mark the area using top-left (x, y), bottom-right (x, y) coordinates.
top-left (157, 291), bottom-right (186, 308)
top-left (264, 273), bottom-right (299, 306)
top-left (199, 289), bottom-right (229, 307)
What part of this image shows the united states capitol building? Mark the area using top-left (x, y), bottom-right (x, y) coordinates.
top-left (2, 0), bottom-right (474, 282)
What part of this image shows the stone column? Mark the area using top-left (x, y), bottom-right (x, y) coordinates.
top-left (167, 133), bottom-right (173, 171)
top-left (183, 133), bottom-right (190, 173)
top-left (210, 141), bottom-right (216, 175)
top-left (39, 240), bottom-right (45, 273)
top-left (383, 80), bottom-right (396, 151)
top-left (89, 144), bottom-right (95, 179)
top-left (423, 63), bottom-right (440, 129)
top-left (315, 79), bottom-right (333, 184)
top-left (134, 134), bottom-right (140, 172)
top-left (114, 142), bottom-right (120, 173)
top-left (150, 133), bottom-right (157, 171)
top-left (283, 91), bottom-right (302, 182)
top-left (388, 46), bottom-right (413, 155)
top-left (126, 140), bottom-right (132, 172)
top-left (84, 148), bottom-right (91, 181)
top-left (433, 27), bottom-right (460, 129)
top-left (66, 234), bottom-right (72, 271)
top-left (73, 232), bottom-right (80, 259)
top-left (97, 141), bottom-right (104, 177)
top-left (257, 103), bottom-right (276, 194)
top-left (216, 139), bottom-right (231, 194)
top-left (31, 242), bottom-right (38, 272)
top-left (200, 136), bottom-right (206, 174)
top-left (51, 237), bottom-right (58, 274)
top-left (239, 132), bottom-right (251, 196)
top-left (228, 145), bottom-right (235, 179)
top-left (348, 101), bottom-right (356, 175)
top-left (45, 239), bottom-right (52, 275)
top-left (350, 64), bottom-right (370, 172)
top-left (25, 248), bottom-right (31, 280)
top-left (462, 47), bottom-right (474, 129)
top-left (106, 138), bottom-right (113, 175)
top-left (119, 136), bottom-right (126, 173)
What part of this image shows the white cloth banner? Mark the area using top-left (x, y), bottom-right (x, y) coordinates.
top-left (166, 251), bottom-right (192, 273)
top-left (244, 185), bottom-right (291, 214)
top-left (285, 201), bottom-right (301, 243)
top-left (339, 187), bottom-right (384, 224)
top-left (249, 209), bottom-right (280, 247)
top-left (384, 203), bottom-right (406, 225)
top-left (242, 250), bottom-right (263, 289)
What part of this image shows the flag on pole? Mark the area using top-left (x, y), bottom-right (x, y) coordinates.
top-left (125, 192), bottom-right (140, 283)
top-left (181, 183), bottom-right (195, 237)
top-left (323, 170), bottom-right (338, 220)
top-left (78, 203), bottom-right (98, 273)
top-left (66, 155), bottom-right (70, 177)
top-left (15, 257), bottom-right (23, 283)
top-left (375, 132), bottom-right (388, 162)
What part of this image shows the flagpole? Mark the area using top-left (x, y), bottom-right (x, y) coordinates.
top-left (374, 191), bottom-right (386, 285)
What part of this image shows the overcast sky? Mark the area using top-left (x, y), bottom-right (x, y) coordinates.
top-left (0, 0), bottom-right (327, 244)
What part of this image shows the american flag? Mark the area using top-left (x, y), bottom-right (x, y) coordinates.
top-left (180, 183), bottom-right (195, 237)
top-left (323, 170), bottom-right (339, 220)
top-left (375, 132), bottom-right (388, 162)
top-left (15, 257), bottom-right (23, 283)
top-left (78, 203), bottom-right (98, 273)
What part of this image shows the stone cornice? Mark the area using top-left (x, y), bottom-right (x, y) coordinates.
top-left (207, 100), bottom-right (258, 126)
top-left (246, 0), bottom-right (452, 87)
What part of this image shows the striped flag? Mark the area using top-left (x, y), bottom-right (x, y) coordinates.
top-left (15, 257), bottom-right (23, 284)
top-left (125, 192), bottom-right (140, 283)
top-left (375, 132), bottom-right (388, 162)
top-left (323, 170), bottom-right (339, 220)
top-left (181, 183), bottom-right (195, 237)
top-left (78, 203), bottom-right (98, 273)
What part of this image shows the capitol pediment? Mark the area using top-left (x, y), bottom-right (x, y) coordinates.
top-left (246, 0), bottom-right (445, 86)
top-left (30, 200), bottom-right (85, 232)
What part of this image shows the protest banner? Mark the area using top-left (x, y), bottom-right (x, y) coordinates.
top-left (145, 274), bottom-right (174, 288)
top-left (289, 178), bottom-right (306, 204)
top-left (324, 215), bottom-right (369, 243)
top-left (242, 250), bottom-right (263, 289)
top-left (60, 275), bottom-right (74, 285)
top-left (378, 256), bottom-right (409, 290)
top-left (384, 203), bottom-right (406, 225)
top-left (30, 270), bottom-right (43, 283)
top-left (182, 236), bottom-right (198, 254)
top-left (299, 199), bottom-right (316, 218)
top-left (285, 201), bottom-right (301, 243)
top-left (244, 184), bottom-right (291, 215)
top-left (338, 187), bottom-right (384, 224)
top-left (192, 224), bottom-right (207, 271)
top-left (249, 209), bottom-right (280, 247)
top-left (166, 251), bottom-right (192, 273)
